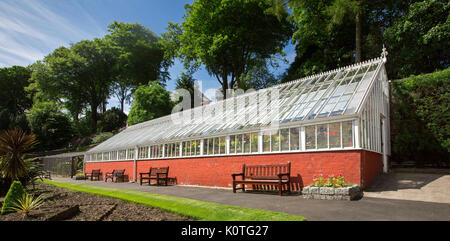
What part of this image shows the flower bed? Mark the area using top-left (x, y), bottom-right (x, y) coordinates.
top-left (301, 174), bottom-right (363, 201)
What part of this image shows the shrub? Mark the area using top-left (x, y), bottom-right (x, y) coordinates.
top-left (391, 68), bottom-right (449, 167)
top-left (1, 181), bottom-right (26, 214)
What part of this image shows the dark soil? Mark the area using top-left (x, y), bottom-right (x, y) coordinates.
top-left (0, 182), bottom-right (190, 221)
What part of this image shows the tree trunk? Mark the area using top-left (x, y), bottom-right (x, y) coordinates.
top-left (355, 12), bottom-right (362, 63)
top-left (90, 102), bottom-right (99, 133)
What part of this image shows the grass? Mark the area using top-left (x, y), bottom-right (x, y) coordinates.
top-left (43, 180), bottom-right (306, 221)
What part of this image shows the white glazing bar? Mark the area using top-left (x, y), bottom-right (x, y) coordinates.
top-left (356, 63), bottom-right (383, 114)
top-left (284, 77), bottom-right (322, 121)
top-left (258, 131), bottom-right (263, 153)
top-left (314, 69), bottom-right (352, 119)
top-left (353, 119), bottom-right (360, 148)
top-left (300, 127), bottom-right (306, 151)
top-left (300, 73), bottom-right (336, 121)
top-left (327, 65), bottom-right (362, 117)
top-left (342, 63), bottom-right (372, 115)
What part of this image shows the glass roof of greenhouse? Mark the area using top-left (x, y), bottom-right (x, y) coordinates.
top-left (87, 56), bottom-right (385, 153)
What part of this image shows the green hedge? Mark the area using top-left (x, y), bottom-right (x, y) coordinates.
top-left (390, 68), bottom-right (449, 167)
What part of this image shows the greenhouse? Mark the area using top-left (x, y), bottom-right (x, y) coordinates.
top-left (85, 49), bottom-right (391, 189)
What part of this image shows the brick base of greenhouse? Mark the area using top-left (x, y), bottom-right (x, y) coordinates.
top-left (85, 150), bottom-right (387, 189)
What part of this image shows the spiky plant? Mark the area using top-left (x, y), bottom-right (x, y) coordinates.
top-left (0, 129), bottom-right (38, 181)
top-left (8, 193), bottom-right (45, 219)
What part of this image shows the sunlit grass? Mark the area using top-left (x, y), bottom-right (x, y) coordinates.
top-left (43, 180), bottom-right (306, 221)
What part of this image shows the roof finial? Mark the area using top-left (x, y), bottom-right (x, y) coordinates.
top-left (381, 44), bottom-right (388, 62)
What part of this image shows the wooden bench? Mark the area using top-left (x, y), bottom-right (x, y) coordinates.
top-left (232, 162), bottom-right (291, 196)
top-left (139, 167), bottom-right (169, 186)
top-left (85, 169), bottom-right (101, 181)
top-left (105, 169), bottom-right (125, 183)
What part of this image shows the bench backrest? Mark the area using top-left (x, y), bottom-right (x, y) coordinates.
top-left (243, 162), bottom-right (290, 180)
top-left (91, 169), bottom-right (101, 175)
top-left (149, 167), bottom-right (169, 176)
top-left (113, 169), bottom-right (125, 176)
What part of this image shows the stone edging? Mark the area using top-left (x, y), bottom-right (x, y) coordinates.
top-left (302, 185), bottom-right (363, 201)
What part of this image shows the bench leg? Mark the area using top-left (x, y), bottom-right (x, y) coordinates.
top-left (232, 182), bottom-right (236, 193)
top-left (242, 184), bottom-right (245, 193)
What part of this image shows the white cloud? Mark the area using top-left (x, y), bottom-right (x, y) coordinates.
top-left (0, 0), bottom-right (102, 67)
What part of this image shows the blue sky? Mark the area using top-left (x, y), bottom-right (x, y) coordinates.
top-left (0, 0), bottom-right (295, 113)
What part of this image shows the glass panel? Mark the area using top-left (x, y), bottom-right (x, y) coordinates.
top-left (280, 129), bottom-right (289, 151)
top-left (343, 121), bottom-right (353, 147)
top-left (197, 140), bottom-right (201, 155)
top-left (103, 152), bottom-right (110, 160)
top-left (127, 149), bottom-right (134, 159)
top-left (305, 125), bottom-right (316, 150)
top-left (243, 134), bottom-right (250, 153)
top-left (271, 130), bottom-right (280, 152)
top-left (191, 141), bottom-right (196, 155)
top-left (175, 143), bottom-right (180, 156)
top-left (153, 145), bottom-right (158, 158)
top-left (230, 135), bottom-right (236, 154)
top-left (236, 135), bottom-right (243, 153)
top-left (119, 150), bottom-right (126, 160)
top-left (182, 142), bottom-right (187, 156)
top-left (290, 128), bottom-right (300, 151)
top-left (317, 124), bottom-right (328, 149)
top-left (263, 132), bottom-right (271, 152)
top-left (329, 122), bottom-right (341, 148)
top-left (219, 136), bottom-right (226, 154)
top-left (251, 133), bottom-right (258, 153)
top-left (164, 144), bottom-right (168, 157)
top-left (208, 138), bottom-right (213, 155)
top-left (214, 137), bottom-right (220, 155)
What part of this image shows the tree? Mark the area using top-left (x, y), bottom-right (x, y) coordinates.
top-left (384, 0), bottom-right (449, 79)
top-left (30, 39), bottom-right (116, 132)
top-left (282, 0), bottom-right (356, 82)
top-left (174, 72), bottom-right (204, 109)
top-left (0, 66), bottom-right (33, 131)
top-left (127, 81), bottom-right (174, 126)
top-left (99, 107), bottom-right (128, 132)
top-left (282, 0), bottom-right (414, 82)
top-left (165, 0), bottom-right (293, 96)
top-left (324, 0), bottom-right (364, 63)
top-left (26, 101), bottom-right (73, 151)
top-left (105, 21), bottom-right (168, 112)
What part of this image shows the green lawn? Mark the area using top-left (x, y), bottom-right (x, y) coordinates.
top-left (43, 180), bottom-right (306, 221)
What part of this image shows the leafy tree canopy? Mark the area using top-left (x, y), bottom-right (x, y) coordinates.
top-left (0, 66), bottom-right (33, 131)
top-left (26, 101), bottom-right (73, 151)
top-left (384, 0), bottom-right (449, 79)
top-left (127, 81), bottom-right (174, 126)
top-left (165, 0), bottom-right (293, 94)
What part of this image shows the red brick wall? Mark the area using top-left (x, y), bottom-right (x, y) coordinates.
top-left (85, 150), bottom-right (384, 188)
top-left (360, 150), bottom-right (384, 187)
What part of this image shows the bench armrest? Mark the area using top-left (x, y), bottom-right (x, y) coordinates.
top-left (232, 173), bottom-right (244, 181)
